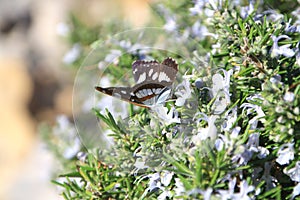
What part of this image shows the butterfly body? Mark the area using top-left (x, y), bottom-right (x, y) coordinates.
top-left (96, 57), bottom-right (178, 108)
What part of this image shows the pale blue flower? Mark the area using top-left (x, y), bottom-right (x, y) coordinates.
top-left (158, 189), bottom-right (172, 200)
top-left (247, 133), bottom-right (259, 149)
top-left (191, 21), bottom-right (209, 40)
top-left (285, 19), bottom-right (300, 33)
top-left (164, 17), bottom-right (177, 32)
top-left (270, 74), bottom-right (282, 84)
top-left (189, 1), bottom-right (206, 16)
top-left (241, 99), bottom-right (265, 130)
top-left (215, 126), bottom-right (240, 151)
top-left (296, 42), bottom-right (300, 66)
top-left (211, 91), bottom-right (231, 114)
top-left (292, 6), bottom-right (300, 29)
top-left (187, 188), bottom-right (213, 200)
top-left (133, 146), bottom-right (142, 158)
top-left (97, 61), bottom-right (107, 70)
top-left (201, 188), bottom-right (213, 200)
top-left (207, 0), bottom-right (222, 11)
top-left (210, 69), bottom-right (232, 113)
top-left (77, 152), bottom-right (87, 162)
top-left (276, 143), bottom-right (295, 165)
top-left (161, 171), bottom-right (174, 186)
top-left (117, 40), bottom-right (149, 58)
top-left (119, 40), bottom-right (131, 50)
top-left (211, 69), bottom-right (232, 96)
top-left (283, 91), bottom-right (295, 102)
top-left (54, 115), bottom-right (81, 159)
top-left (190, 0), bottom-right (220, 17)
top-left (212, 42), bottom-right (221, 54)
top-left (218, 177), bottom-right (236, 199)
top-left (257, 146), bottom-right (269, 159)
top-left (63, 43), bottom-right (81, 64)
top-left (232, 145), bottom-right (253, 165)
top-left (63, 139), bottom-right (81, 159)
top-left (218, 178), bottom-right (254, 200)
top-left (157, 4), bottom-right (178, 33)
top-left (270, 35), bottom-right (296, 58)
top-left (221, 107), bottom-right (238, 132)
top-left (254, 10), bottom-right (283, 23)
top-left (245, 93), bottom-right (264, 102)
top-left (56, 22), bottom-right (70, 36)
top-left (240, 1), bottom-right (254, 18)
top-left (231, 126), bottom-right (241, 138)
top-left (152, 106), bottom-right (181, 125)
top-left (141, 170), bottom-right (174, 199)
top-left (215, 138), bottom-right (224, 151)
top-left (284, 161), bottom-right (300, 182)
top-left (175, 79), bottom-right (192, 106)
top-left (231, 133), bottom-right (266, 165)
top-left (235, 180), bottom-right (255, 200)
top-left (174, 178), bottom-right (185, 197)
top-left (147, 172), bottom-right (161, 191)
top-left (193, 114), bottom-right (217, 142)
top-left (127, 43), bottom-right (149, 57)
top-left (104, 49), bottom-right (122, 64)
top-left (233, 131), bottom-right (267, 162)
top-left (291, 183), bottom-right (300, 200)
top-left (245, 133), bottom-right (269, 159)
top-left (133, 159), bottom-right (149, 175)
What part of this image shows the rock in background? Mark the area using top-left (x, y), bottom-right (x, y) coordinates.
top-left (0, 0), bottom-right (151, 199)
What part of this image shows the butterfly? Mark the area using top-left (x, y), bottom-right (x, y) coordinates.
top-left (95, 57), bottom-right (178, 108)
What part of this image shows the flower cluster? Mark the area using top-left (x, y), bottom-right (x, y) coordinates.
top-left (50, 0), bottom-right (300, 199)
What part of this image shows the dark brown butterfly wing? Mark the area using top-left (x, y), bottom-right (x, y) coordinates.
top-left (95, 86), bottom-right (148, 108)
top-left (96, 57), bottom-right (178, 108)
top-left (132, 57), bottom-right (178, 86)
top-left (95, 81), bottom-right (169, 108)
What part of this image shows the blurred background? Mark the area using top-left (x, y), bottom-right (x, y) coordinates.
top-left (0, 0), bottom-right (152, 199)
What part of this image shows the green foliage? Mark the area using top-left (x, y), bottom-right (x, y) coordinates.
top-left (49, 0), bottom-right (300, 199)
